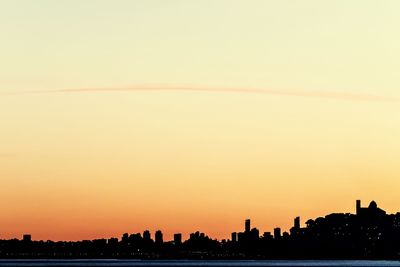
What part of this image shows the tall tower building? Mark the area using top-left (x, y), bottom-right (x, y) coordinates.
top-left (231, 232), bottom-right (237, 242)
top-left (155, 230), bottom-right (163, 244)
top-left (274, 228), bottom-right (281, 240)
top-left (143, 230), bottom-right (151, 241)
top-left (356, 200), bottom-right (361, 215)
top-left (245, 219), bottom-right (251, 232)
top-left (174, 233), bottom-right (182, 245)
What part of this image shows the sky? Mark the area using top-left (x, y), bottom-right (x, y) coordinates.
top-left (1, 0), bottom-right (400, 241)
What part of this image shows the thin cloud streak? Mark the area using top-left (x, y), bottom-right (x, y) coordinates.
top-left (1, 85), bottom-right (399, 102)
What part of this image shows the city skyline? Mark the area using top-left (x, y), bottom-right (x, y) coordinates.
top-left (0, 199), bottom-right (395, 242)
top-left (1, 200), bottom-right (393, 243)
top-left (2, 199), bottom-right (400, 259)
top-left (1, 0), bottom-right (400, 241)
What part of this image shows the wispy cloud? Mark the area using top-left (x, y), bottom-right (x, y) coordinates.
top-left (1, 85), bottom-right (399, 103)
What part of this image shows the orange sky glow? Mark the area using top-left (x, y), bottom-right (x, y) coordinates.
top-left (1, 0), bottom-right (400, 241)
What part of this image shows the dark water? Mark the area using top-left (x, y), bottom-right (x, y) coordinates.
top-left (0, 260), bottom-right (400, 267)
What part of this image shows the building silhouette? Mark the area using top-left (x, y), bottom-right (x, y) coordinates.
top-left (155, 230), bottom-right (163, 244)
top-left (231, 232), bottom-right (237, 242)
top-left (22, 234), bottom-right (31, 242)
top-left (173, 233), bottom-right (182, 245)
top-left (356, 199), bottom-right (386, 217)
top-left (294, 216), bottom-right (300, 229)
top-left (2, 200), bottom-right (400, 259)
top-left (143, 230), bottom-right (151, 241)
top-left (274, 227), bottom-right (281, 240)
top-left (245, 219), bottom-right (251, 233)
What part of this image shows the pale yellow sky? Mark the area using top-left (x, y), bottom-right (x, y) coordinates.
top-left (1, 0), bottom-right (400, 241)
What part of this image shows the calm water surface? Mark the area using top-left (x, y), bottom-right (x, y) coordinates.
top-left (0, 260), bottom-right (400, 267)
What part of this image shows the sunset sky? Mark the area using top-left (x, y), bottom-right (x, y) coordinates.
top-left (1, 0), bottom-right (400, 241)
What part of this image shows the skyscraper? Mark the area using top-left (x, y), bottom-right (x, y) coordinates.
top-left (245, 219), bottom-right (251, 232)
top-left (143, 230), bottom-right (151, 241)
top-left (174, 233), bottom-right (182, 245)
top-left (155, 230), bottom-right (163, 244)
top-left (231, 232), bottom-right (237, 242)
top-left (274, 228), bottom-right (281, 240)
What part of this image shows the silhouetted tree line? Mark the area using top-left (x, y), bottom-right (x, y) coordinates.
top-left (2, 200), bottom-right (400, 259)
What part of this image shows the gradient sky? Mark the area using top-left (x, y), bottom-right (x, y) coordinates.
top-left (1, 0), bottom-right (400, 241)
